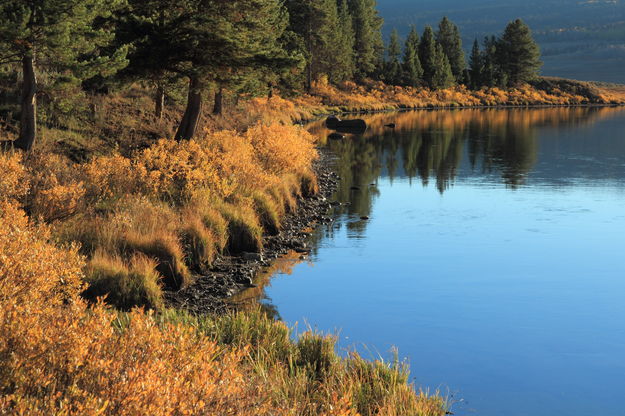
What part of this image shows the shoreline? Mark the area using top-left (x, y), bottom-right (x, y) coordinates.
top-left (165, 149), bottom-right (340, 314)
top-left (167, 101), bottom-right (625, 315)
top-left (300, 102), bottom-right (625, 125)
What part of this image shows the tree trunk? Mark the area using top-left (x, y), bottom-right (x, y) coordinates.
top-left (306, 63), bottom-right (312, 94)
top-left (306, 16), bottom-right (313, 94)
top-left (155, 84), bottom-right (165, 120)
top-left (212, 86), bottom-right (223, 115)
top-left (175, 76), bottom-right (203, 141)
top-left (267, 83), bottom-right (274, 101)
top-left (14, 55), bottom-right (37, 151)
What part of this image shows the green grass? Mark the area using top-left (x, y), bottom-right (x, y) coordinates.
top-left (153, 307), bottom-right (449, 416)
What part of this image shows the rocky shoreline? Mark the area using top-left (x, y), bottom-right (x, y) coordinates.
top-left (165, 148), bottom-right (339, 315)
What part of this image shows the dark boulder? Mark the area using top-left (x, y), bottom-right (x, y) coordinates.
top-left (326, 115), bottom-right (341, 129)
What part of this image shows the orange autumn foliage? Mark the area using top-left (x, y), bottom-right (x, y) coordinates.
top-left (0, 201), bottom-right (445, 416)
top-left (0, 205), bottom-right (262, 415)
top-left (0, 122), bottom-right (318, 309)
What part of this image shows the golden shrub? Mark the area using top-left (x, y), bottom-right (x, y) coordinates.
top-left (25, 152), bottom-right (86, 222)
top-left (246, 122), bottom-right (317, 175)
top-left (0, 152), bottom-right (28, 204)
top-left (82, 154), bottom-right (145, 202)
top-left (137, 138), bottom-right (228, 201)
top-left (0, 202), bottom-right (84, 306)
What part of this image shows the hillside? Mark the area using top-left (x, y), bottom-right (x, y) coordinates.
top-left (378, 0), bottom-right (625, 83)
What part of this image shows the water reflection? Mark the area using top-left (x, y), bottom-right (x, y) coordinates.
top-left (313, 107), bottom-right (624, 220)
top-left (239, 106), bottom-right (625, 305)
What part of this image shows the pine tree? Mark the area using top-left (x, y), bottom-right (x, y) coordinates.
top-left (498, 19), bottom-right (542, 86)
top-left (469, 38), bottom-right (483, 89)
top-left (436, 17), bottom-right (465, 82)
top-left (348, 0), bottom-right (384, 79)
top-left (335, 0), bottom-right (356, 83)
top-left (316, 0), bottom-right (341, 83)
top-left (419, 26), bottom-right (437, 88)
top-left (171, 0), bottom-right (289, 140)
top-left (0, 0), bottom-right (128, 151)
top-left (120, 0), bottom-right (186, 119)
top-left (482, 36), bottom-right (500, 87)
top-left (402, 25), bottom-right (423, 87)
top-left (286, 0), bottom-right (334, 90)
top-left (385, 29), bottom-right (402, 85)
top-left (431, 44), bottom-right (455, 89)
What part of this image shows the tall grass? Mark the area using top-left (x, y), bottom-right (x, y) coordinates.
top-left (158, 307), bottom-right (448, 416)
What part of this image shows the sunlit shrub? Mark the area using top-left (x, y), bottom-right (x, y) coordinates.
top-left (0, 202), bottom-right (84, 306)
top-left (137, 138), bottom-right (229, 202)
top-left (25, 152), bottom-right (86, 222)
top-left (246, 122), bottom-right (317, 176)
top-left (82, 154), bottom-right (145, 202)
top-left (0, 152), bottom-right (28, 204)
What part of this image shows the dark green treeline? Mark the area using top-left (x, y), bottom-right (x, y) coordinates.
top-left (0, 1), bottom-right (541, 150)
top-left (381, 18), bottom-right (542, 90)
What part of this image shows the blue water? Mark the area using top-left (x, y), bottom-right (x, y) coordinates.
top-left (256, 108), bottom-right (625, 415)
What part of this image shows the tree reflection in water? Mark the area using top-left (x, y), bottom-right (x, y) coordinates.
top-left (313, 107), bottom-right (622, 223)
top-left (240, 107), bottom-right (624, 307)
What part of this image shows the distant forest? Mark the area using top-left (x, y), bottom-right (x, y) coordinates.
top-left (1, 0), bottom-right (540, 150)
top-left (378, 0), bottom-right (625, 84)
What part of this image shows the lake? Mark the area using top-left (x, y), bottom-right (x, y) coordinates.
top-left (240, 107), bottom-right (625, 416)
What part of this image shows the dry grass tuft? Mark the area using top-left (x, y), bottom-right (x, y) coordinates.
top-left (216, 200), bottom-right (264, 254)
top-left (179, 212), bottom-right (218, 273)
top-left (251, 190), bottom-right (282, 235)
top-left (84, 250), bottom-right (164, 310)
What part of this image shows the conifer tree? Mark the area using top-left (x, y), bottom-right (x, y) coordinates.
top-left (0, 0), bottom-right (128, 151)
top-left (436, 17), bottom-right (465, 82)
top-left (120, 0), bottom-right (184, 119)
top-left (469, 38), bottom-right (483, 89)
top-left (170, 0), bottom-right (289, 140)
top-left (287, 0), bottom-right (335, 89)
top-left (498, 19), bottom-right (542, 86)
top-left (348, 0), bottom-right (384, 79)
top-left (385, 29), bottom-right (402, 85)
top-left (419, 26), bottom-right (437, 88)
top-left (482, 35), bottom-right (502, 87)
top-left (335, 0), bottom-right (356, 83)
top-left (315, 0), bottom-right (341, 83)
top-left (402, 25), bottom-right (423, 87)
top-left (431, 44), bottom-right (455, 89)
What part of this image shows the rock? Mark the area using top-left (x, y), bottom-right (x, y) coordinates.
top-left (334, 119), bottom-right (367, 134)
top-left (325, 115), bottom-right (341, 129)
top-left (241, 252), bottom-right (263, 262)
